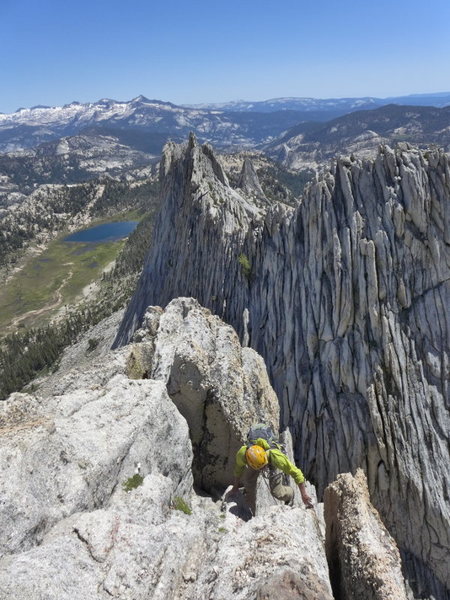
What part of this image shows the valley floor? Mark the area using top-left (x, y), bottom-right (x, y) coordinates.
top-left (0, 210), bottom-right (141, 335)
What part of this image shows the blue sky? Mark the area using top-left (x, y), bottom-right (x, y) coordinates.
top-left (1, 0), bottom-right (449, 112)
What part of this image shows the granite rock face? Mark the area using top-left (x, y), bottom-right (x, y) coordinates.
top-left (0, 300), bottom-right (331, 600)
top-left (238, 156), bottom-right (268, 200)
top-left (129, 297), bottom-right (280, 491)
top-left (0, 373), bottom-right (193, 559)
top-left (324, 469), bottom-right (408, 600)
top-left (115, 136), bottom-right (450, 597)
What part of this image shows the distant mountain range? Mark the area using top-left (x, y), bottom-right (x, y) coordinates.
top-left (1, 93), bottom-right (450, 155)
top-left (0, 96), bottom-right (449, 200)
top-left (185, 92), bottom-right (450, 112)
top-left (267, 104), bottom-right (450, 169)
top-left (0, 96), bottom-right (311, 154)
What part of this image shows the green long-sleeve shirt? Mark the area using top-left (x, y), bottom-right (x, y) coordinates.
top-left (234, 438), bottom-right (305, 485)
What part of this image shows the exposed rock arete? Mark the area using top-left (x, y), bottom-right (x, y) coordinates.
top-left (1, 299), bottom-right (334, 600)
top-left (115, 136), bottom-right (450, 597)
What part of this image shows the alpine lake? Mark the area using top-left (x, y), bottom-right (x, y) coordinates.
top-left (63, 221), bottom-right (138, 243)
top-left (0, 218), bottom-right (139, 332)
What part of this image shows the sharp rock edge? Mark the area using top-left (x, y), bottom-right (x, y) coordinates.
top-left (115, 135), bottom-right (450, 598)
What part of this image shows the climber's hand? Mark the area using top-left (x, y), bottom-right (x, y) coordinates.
top-left (298, 482), bottom-right (314, 509)
top-left (302, 493), bottom-right (314, 509)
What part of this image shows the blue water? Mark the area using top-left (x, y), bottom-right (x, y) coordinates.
top-left (64, 221), bottom-right (139, 243)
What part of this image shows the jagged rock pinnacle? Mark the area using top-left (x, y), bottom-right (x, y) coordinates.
top-left (187, 130), bottom-right (197, 150)
top-left (238, 157), bottom-right (267, 199)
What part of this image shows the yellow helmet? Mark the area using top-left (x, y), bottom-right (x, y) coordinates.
top-left (245, 445), bottom-right (269, 470)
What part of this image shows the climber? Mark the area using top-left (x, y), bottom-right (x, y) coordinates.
top-left (228, 436), bottom-right (313, 516)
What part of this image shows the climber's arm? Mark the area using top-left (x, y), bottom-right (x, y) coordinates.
top-left (270, 449), bottom-right (313, 508)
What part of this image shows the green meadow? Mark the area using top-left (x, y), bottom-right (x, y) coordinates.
top-left (0, 235), bottom-right (126, 332)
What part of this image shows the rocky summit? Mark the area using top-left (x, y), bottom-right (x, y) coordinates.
top-left (115, 135), bottom-right (450, 598)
